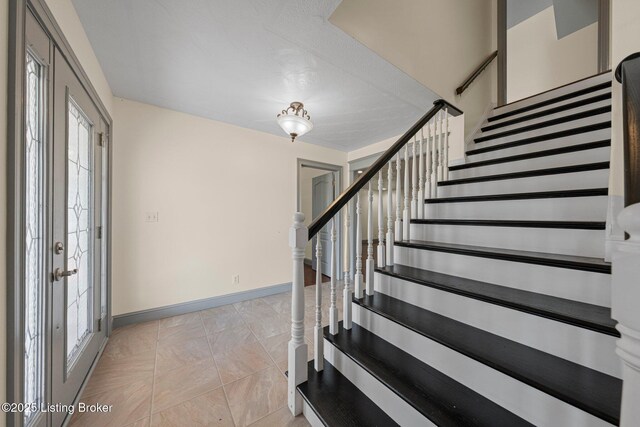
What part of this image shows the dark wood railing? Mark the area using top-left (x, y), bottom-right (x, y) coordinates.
top-left (615, 52), bottom-right (640, 207)
top-left (456, 50), bottom-right (498, 96)
top-left (308, 99), bottom-right (463, 239)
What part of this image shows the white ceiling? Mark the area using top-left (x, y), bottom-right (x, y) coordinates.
top-left (72, 0), bottom-right (440, 151)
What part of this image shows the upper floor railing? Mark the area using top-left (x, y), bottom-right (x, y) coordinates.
top-left (287, 98), bottom-right (463, 415)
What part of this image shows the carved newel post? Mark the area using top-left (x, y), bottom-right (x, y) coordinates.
top-left (288, 212), bottom-right (308, 415)
top-left (612, 203), bottom-right (640, 426)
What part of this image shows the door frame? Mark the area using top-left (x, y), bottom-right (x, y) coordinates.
top-left (296, 159), bottom-right (343, 275)
top-left (7, 1), bottom-right (113, 425)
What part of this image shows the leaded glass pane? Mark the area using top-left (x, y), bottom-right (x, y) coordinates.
top-left (24, 52), bottom-right (45, 425)
top-left (66, 98), bottom-right (93, 366)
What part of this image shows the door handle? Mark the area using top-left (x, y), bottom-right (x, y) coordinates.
top-left (53, 268), bottom-right (78, 281)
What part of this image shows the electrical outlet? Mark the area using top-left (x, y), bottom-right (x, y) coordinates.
top-left (145, 212), bottom-right (159, 222)
top-left (232, 274), bottom-right (240, 285)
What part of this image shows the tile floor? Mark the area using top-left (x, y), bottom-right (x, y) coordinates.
top-left (70, 282), bottom-right (343, 427)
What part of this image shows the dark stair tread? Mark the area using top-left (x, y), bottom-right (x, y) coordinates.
top-left (475, 105), bottom-right (611, 143)
top-left (467, 122), bottom-right (611, 156)
top-left (298, 360), bottom-right (399, 427)
top-left (411, 219), bottom-right (605, 230)
top-left (376, 264), bottom-right (617, 336)
top-left (325, 323), bottom-right (534, 427)
top-left (425, 188), bottom-right (609, 204)
top-left (450, 140), bottom-right (610, 171)
top-left (354, 293), bottom-right (622, 425)
top-left (439, 162), bottom-right (609, 187)
top-left (394, 239), bottom-right (611, 274)
top-left (488, 81), bottom-right (612, 123)
top-left (481, 92), bottom-right (612, 132)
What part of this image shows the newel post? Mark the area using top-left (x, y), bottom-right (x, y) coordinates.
top-left (288, 212), bottom-right (308, 415)
top-left (612, 204), bottom-right (640, 426)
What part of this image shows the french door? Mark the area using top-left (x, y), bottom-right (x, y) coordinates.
top-left (20, 8), bottom-right (109, 427)
top-left (50, 48), bottom-right (108, 427)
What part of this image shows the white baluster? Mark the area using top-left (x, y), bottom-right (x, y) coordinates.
top-left (432, 117), bottom-right (439, 198)
top-left (366, 182), bottom-right (375, 295)
top-left (411, 136), bottom-right (418, 219)
top-left (377, 172), bottom-right (386, 267)
top-left (425, 123), bottom-right (432, 201)
top-left (314, 239), bottom-right (323, 371)
top-left (329, 217), bottom-right (338, 335)
top-left (612, 203), bottom-right (640, 427)
top-left (444, 108), bottom-right (450, 181)
top-left (395, 153), bottom-right (403, 241)
top-left (438, 110), bottom-right (445, 182)
top-left (342, 204), bottom-right (352, 330)
top-left (386, 162), bottom-right (395, 265)
top-left (418, 129), bottom-right (425, 219)
top-left (288, 212), bottom-right (308, 415)
top-left (403, 144), bottom-right (411, 241)
top-left (354, 193), bottom-right (364, 299)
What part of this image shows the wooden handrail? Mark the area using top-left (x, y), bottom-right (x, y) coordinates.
top-left (308, 99), bottom-right (463, 240)
top-left (615, 52), bottom-right (640, 208)
top-left (456, 50), bottom-right (498, 96)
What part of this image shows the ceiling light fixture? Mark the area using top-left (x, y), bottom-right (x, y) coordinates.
top-left (277, 102), bottom-right (313, 142)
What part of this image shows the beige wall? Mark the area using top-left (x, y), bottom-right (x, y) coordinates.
top-left (1, 0), bottom-right (8, 423)
top-left (610, 0), bottom-right (640, 198)
top-left (507, 6), bottom-right (598, 103)
top-left (112, 98), bottom-right (347, 315)
top-left (330, 0), bottom-right (496, 138)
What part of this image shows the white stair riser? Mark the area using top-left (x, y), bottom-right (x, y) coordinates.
top-left (409, 223), bottom-right (605, 258)
top-left (302, 400), bottom-right (325, 427)
top-left (353, 305), bottom-right (614, 427)
top-left (487, 87), bottom-right (611, 128)
top-left (491, 74), bottom-right (611, 117)
top-left (374, 273), bottom-right (621, 378)
top-left (424, 196), bottom-right (608, 221)
top-left (473, 112), bottom-right (611, 151)
top-left (394, 245), bottom-right (611, 306)
top-left (450, 146), bottom-right (610, 180)
top-left (480, 99), bottom-right (611, 139)
top-left (323, 341), bottom-right (433, 427)
top-left (439, 169), bottom-right (609, 197)
top-left (467, 128), bottom-right (610, 162)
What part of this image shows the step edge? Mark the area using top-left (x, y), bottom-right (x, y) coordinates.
top-left (409, 219), bottom-right (606, 230)
top-left (394, 241), bottom-right (612, 274)
top-left (374, 267), bottom-right (618, 337)
top-left (424, 188), bottom-right (609, 204)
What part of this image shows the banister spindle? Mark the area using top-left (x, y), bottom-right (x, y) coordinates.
top-left (438, 110), bottom-right (445, 182)
top-left (354, 192), bottom-right (364, 299)
top-left (425, 123), bottom-right (432, 201)
top-left (395, 153), bottom-right (403, 241)
top-left (377, 172), bottom-right (386, 267)
top-left (411, 136), bottom-right (418, 219)
top-left (432, 116), bottom-right (439, 198)
top-left (403, 144), bottom-right (411, 241)
top-left (314, 239), bottom-right (323, 371)
top-left (366, 181), bottom-right (374, 295)
top-left (418, 129), bottom-right (425, 219)
top-left (343, 204), bottom-right (352, 329)
top-left (444, 108), bottom-right (450, 181)
top-left (386, 162), bottom-right (395, 265)
top-left (329, 217), bottom-right (338, 335)
top-left (288, 212), bottom-right (308, 415)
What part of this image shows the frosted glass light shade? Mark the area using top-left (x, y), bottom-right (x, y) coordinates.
top-left (277, 114), bottom-right (313, 141)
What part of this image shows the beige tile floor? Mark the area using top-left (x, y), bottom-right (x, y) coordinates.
top-left (70, 282), bottom-right (343, 427)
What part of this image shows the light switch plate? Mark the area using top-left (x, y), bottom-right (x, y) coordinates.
top-left (145, 212), bottom-right (159, 222)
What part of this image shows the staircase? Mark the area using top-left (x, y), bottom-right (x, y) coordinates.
top-left (291, 73), bottom-right (623, 426)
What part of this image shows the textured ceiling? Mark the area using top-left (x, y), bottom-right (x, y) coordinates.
top-left (72, 0), bottom-right (440, 151)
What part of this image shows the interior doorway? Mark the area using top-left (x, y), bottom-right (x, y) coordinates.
top-left (297, 159), bottom-right (343, 286)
